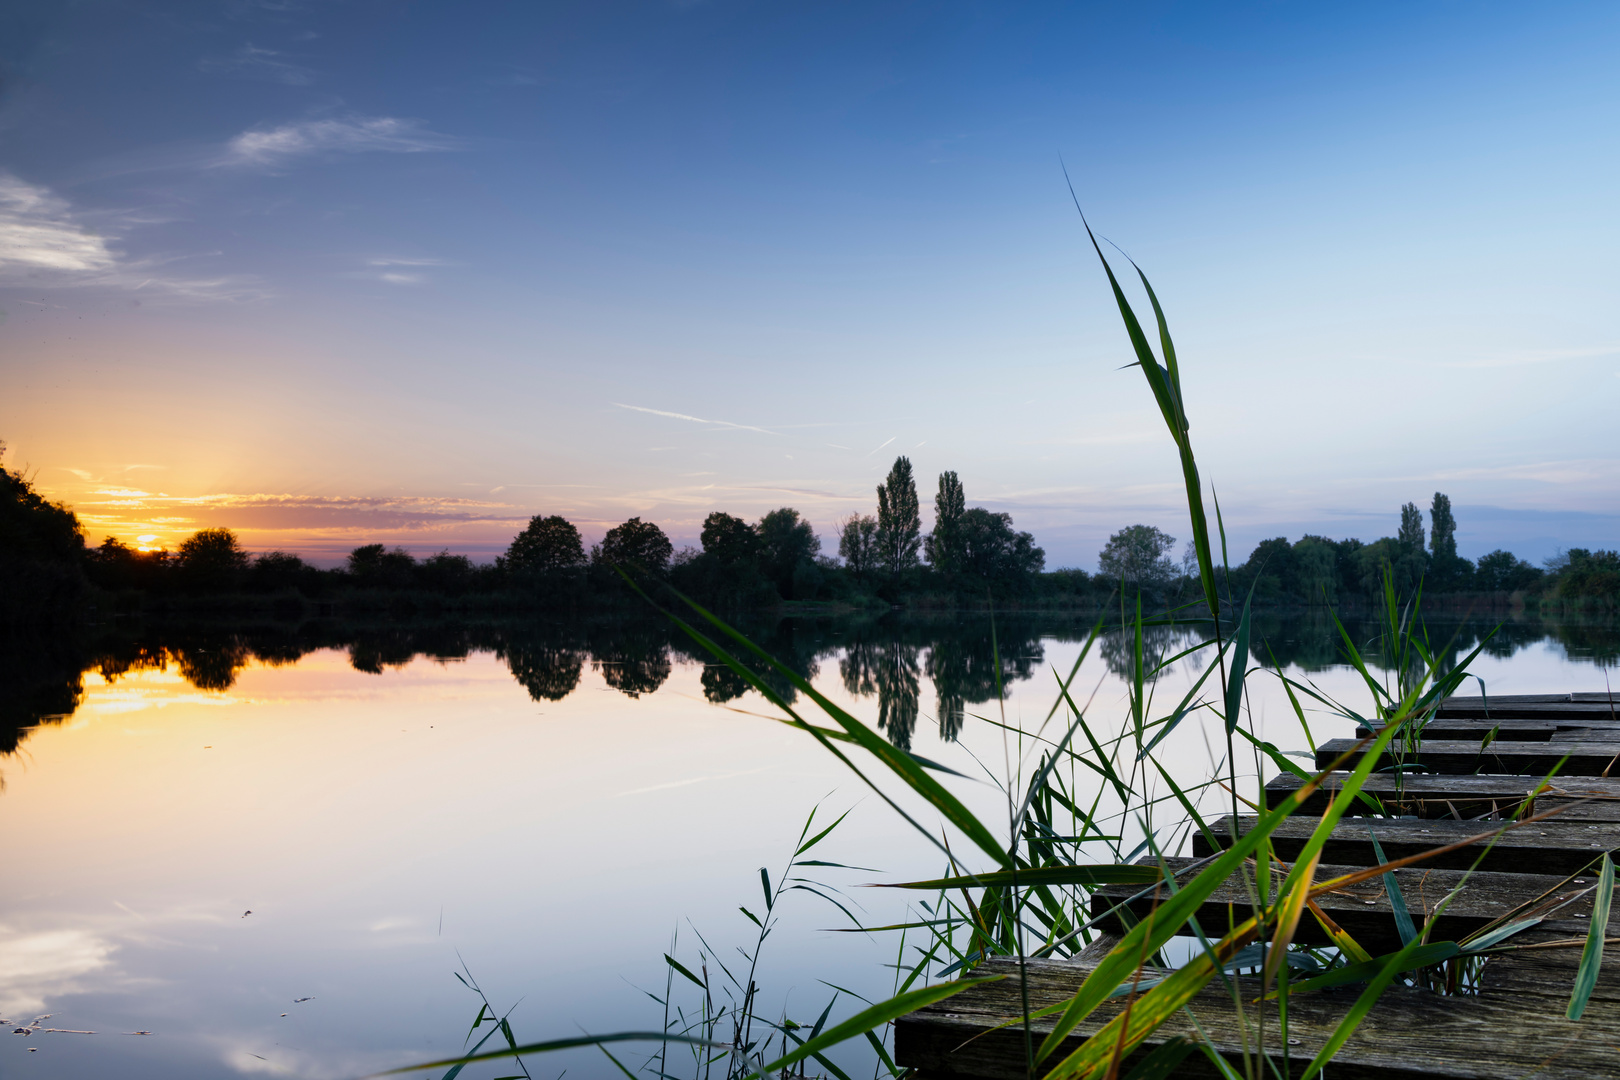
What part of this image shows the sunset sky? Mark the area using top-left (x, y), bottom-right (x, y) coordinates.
top-left (2, 1), bottom-right (1617, 566)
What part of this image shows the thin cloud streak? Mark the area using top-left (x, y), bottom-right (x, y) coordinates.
top-left (612, 402), bottom-right (779, 435)
top-left (223, 116), bottom-right (457, 167)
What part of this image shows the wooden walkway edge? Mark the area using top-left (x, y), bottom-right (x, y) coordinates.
top-left (894, 693), bottom-right (1620, 1079)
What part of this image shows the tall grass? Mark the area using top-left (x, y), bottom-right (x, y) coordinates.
top-left (386, 217), bottom-right (1613, 1080)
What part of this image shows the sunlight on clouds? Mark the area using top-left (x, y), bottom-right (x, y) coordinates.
top-left (0, 172), bottom-right (117, 274)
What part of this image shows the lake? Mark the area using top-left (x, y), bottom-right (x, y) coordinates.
top-left (2, 611), bottom-right (1616, 1080)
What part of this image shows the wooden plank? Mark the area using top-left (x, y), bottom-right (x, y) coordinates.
top-left (1355, 721), bottom-right (1557, 741)
top-left (1315, 737), bottom-right (1620, 776)
top-left (1480, 919), bottom-right (1620, 1004)
top-left (1265, 772), bottom-right (1620, 822)
top-left (1432, 702), bottom-right (1620, 718)
top-left (894, 955), bottom-right (1620, 1080)
top-left (1192, 815), bottom-right (1620, 876)
top-left (1445, 702), bottom-right (1620, 709)
top-left (1089, 857), bottom-right (1594, 954)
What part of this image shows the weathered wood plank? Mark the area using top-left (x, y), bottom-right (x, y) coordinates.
top-left (1435, 701), bottom-right (1620, 719)
top-left (1355, 721), bottom-right (1559, 741)
top-left (1316, 737), bottom-right (1620, 776)
top-left (1264, 772), bottom-right (1620, 821)
top-left (1088, 857), bottom-right (1595, 954)
top-left (1192, 815), bottom-right (1620, 876)
top-left (1479, 919), bottom-right (1620, 1004)
top-left (894, 956), bottom-right (1620, 1080)
top-left (1443, 693), bottom-right (1620, 706)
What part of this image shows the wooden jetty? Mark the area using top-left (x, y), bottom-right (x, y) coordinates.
top-left (894, 694), bottom-right (1620, 1078)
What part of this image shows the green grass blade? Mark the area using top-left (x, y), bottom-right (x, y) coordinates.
top-left (1567, 853), bottom-right (1614, 1020)
top-left (664, 954), bottom-right (705, 990)
top-left (1223, 595), bottom-right (1252, 734)
top-left (659, 583), bottom-right (1012, 868)
top-left (747, 978), bottom-right (1002, 1079)
top-left (1283, 941), bottom-right (1459, 995)
top-left (374, 1033), bottom-right (724, 1076)
top-left (1366, 828), bottom-right (1417, 947)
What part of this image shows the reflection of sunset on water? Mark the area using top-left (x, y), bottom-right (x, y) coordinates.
top-left (2, 614), bottom-right (1615, 1077)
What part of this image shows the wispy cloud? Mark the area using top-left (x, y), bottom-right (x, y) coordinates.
top-left (225, 116), bottom-right (457, 166)
top-left (357, 256), bottom-right (449, 286)
top-left (612, 402), bottom-right (779, 436)
top-left (0, 171), bottom-right (262, 300)
top-left (1443, 345), bottom-right (1620, 369)
top-left (0, 172), bottom-right (117, 273)
top-left (199, 44), bottom-right (315, 85)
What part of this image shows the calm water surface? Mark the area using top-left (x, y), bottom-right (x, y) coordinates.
top-left (2, 613), bottom-right (1615, 1080)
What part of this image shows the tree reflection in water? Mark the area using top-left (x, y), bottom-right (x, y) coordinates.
top-left (925, 627), bottom-right (1045, 742)
top-left (841, 634), bottom-right (921, 750)
top-left (2, 613), bottom-right (1613, 760)
top-left (590, 621), bottom-right (672, 699)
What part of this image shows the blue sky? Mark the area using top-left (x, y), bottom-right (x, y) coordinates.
top-left (2, 1), bottom-right (1617, 565)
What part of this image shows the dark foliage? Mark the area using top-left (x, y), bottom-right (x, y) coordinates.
top-left (0, 450), bottom-right (88, 626)
top-left (596, 517), bottom-right (673, 578)
top-left (502, 515), bottom-right (587, 574)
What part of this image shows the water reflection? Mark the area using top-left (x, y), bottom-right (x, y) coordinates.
top-left (2, 612), bottom-right (1615, 759)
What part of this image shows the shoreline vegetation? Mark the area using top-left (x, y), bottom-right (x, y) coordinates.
top-left (2, 449), bottom-right (1615, 632)
top-left (384, 215), bottom-right (1617, 1080)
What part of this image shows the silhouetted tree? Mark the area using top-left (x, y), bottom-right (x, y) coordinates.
top-left (1429, 494), bottom-right (1456, 562)
top-left (1290, 537), bottom-right (1338, 605)
top-left (1425, 493), bottom-right (1472, 590)
top-left (1557, 549), bottom-right (1620, 604)
top-left (954, 508), bottom-right (1044, 585)
top-left (346, 543), bottom-right (416, 589)
top-left (924, 470), bottom-right (966, 572)
top-left (247, 551), bottom-right (311, 593)
top-left (1098, 525), bottom-right (1176, 590)
top-left (87, 536), bottom-right (169, 593)
top-left (875, 456), bottom-right (921, 577)
top-left (597, 517), bottom-right (673, 577)
top-left (701, 512), bottom-right (759, 565)
top-left (502, 515), bottom-right (586, 574)
top-left (1398, 503), bottom-right (1426, 553)
top-left (757, 507), bottom-right (820, 599)
top-left (1349, 537), bottom-right (1426, 597)
top-left (177, 528), bottom-right (250, 593)
top-left (418, 550), bottom-right (476, 593)
top-left (0, 446), bottom-right (88, 623)
top-left (837, 514), bottom-right (879, 580)
top-left (1475, 549), bottom-right (1542, 592)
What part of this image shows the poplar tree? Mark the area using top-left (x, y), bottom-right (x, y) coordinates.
top-left (1398, 502), bottom-right (1426, 553)
top-left (926, 470), bottom-right (965, 573)
top-left (875, 456), bottom-right (921, 577)
top-left (1429, 492), bottom-right (1457, 562)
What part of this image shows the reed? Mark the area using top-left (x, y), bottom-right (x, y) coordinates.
top-left (385, 216), bottom-right (1614, 1080)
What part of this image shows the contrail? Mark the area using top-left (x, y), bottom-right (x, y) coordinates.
top-left (612, 402), bottom-right (779, 435)
top-left (868, 436), bottom-right (897, 456)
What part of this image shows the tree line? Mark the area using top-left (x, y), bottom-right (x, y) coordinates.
top-left (1092, 491), bottom-right (1616, 607)
top-left (4, 445), bottom-right (1615, 626)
